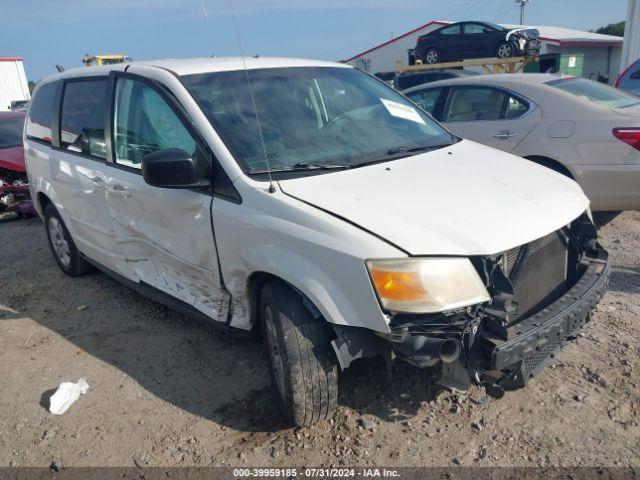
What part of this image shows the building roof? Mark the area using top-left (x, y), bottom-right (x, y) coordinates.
top-left (344, 21), bottom-right (448, 62)
top-left (345, 21), bottom-right (624, 62)
top-left (0, 57), bottom-right (24, 62)
top-left (502, 24), bottom-right (623, 47)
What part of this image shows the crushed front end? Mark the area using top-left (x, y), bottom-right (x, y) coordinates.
top-left (379, 213), bottom-right (609, 397)
top-left (0, 161), bottom-right (35, 218)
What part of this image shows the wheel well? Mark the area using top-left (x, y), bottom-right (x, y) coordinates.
top-left (37, 192), bottom-right (52, 213)
top-left (524, 156), bottom-right (574, 179)
top-left (246, 272), bottom-right (323, 335)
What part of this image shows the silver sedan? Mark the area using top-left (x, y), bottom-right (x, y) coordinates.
top-left (404, 73), bottom-right (640, 211)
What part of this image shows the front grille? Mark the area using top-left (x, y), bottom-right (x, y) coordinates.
top-left (502, 231), bottom-right (569, 323)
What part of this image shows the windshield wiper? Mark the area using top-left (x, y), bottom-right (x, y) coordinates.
top-left (349, 143), bottom-right (452, 169)
top-left (248, 162), bottom-right (349, 175)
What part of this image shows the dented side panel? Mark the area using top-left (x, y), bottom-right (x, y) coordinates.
top-left (101, 166), bottom-right (229, 322)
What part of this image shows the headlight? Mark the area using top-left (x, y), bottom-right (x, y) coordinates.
top-left (366, 258), bottom-right (490, 314)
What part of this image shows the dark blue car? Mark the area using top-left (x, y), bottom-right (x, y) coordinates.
top-left (414, 21), bottom-right (540, 64)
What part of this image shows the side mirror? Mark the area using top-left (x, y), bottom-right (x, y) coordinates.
top-left (141, 148), bottom-right (208, 188)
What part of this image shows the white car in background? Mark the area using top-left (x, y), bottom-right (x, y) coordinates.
top-left (404, 74), bottom-right (640, 211)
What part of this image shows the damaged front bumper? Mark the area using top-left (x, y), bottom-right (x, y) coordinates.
top-left (485, 253), bottom-right (609, 390)
top-left (331, 217), bottom-right (610, 398)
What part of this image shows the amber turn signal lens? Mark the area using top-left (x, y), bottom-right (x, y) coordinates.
top-left (370, 269), bottom-right (427, 301)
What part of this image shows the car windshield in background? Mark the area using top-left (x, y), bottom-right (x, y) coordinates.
top-left (182, 67), bottom-right (453, 176)
top-left (547, 77), bottom-right (640, 109)
top-left (0, 117), bottom-right (24, 149)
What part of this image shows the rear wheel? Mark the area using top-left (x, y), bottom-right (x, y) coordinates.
top-left (423, 48), bottom-right (440, 64)
top-left (497, 41), bottom-right (514, 59)
top-left (44, 204), bottom-right (92, 277)
top-left (260, 281), bottom-right (338, 426)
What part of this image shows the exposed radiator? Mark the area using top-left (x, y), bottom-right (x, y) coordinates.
top-left (502, 230), bottom-right (569, 323)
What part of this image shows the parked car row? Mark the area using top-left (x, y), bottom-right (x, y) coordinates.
top-left (403, 73), bottom-right (640, 211)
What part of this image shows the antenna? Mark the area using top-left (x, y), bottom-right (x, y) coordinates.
top-left (227, 0), bottom-right (276, 193)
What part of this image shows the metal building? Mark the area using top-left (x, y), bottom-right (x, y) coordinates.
top-left (0, 57), bottom-right (30, 111)
top-left (620, 0), bottom-right (640, 71)
top-left (344, 21), bottom-right (624, 83)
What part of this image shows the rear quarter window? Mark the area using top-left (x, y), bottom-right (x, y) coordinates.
top-left (26, 81), bottom-right (58, 144)
top-left (547, 77), bottom-right (640, 108)
top-left (60, 79), bottom-right (108, 159)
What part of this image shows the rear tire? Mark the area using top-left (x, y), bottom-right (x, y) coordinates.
top-left (260, 281), bottom-right (338, 426)
top-left (44, 204), bottom-right (92, 277)
top-left (497, 41), bottom-right (514, 58)
top-left (423, 48), bottom-right (440, 64)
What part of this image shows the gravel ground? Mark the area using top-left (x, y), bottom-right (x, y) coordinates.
top-left (0, 212), bottom-right (638, 468)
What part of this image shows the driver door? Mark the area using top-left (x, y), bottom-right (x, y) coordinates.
top-left (103, 72), bottom-right (228, 322)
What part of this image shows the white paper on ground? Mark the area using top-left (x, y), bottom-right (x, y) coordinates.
top-left (49, 377), bottom-right (89, 415)
top-left (380, 98), bottom-right (426, 125)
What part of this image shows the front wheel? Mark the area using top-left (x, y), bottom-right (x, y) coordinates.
top-left (260, 281), bottom-right (338, 426)
top-left (497, 41), bottom-right (514, 59)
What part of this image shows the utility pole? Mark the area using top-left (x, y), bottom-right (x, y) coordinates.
top-left (516, 0), bottom-right (531, 25)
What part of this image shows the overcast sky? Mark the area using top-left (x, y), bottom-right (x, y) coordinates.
top-left (1, 0), bottom-right (630, 82)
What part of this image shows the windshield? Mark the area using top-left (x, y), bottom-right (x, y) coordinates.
top-left (546, 77), bottom-right (640, 109)
top-left (0, 116), bottom-right (24, 149)
top-left (182, 67), bottom-right (453, 176)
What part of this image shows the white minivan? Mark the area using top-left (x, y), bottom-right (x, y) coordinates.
top-left (25, 57), bottom-right (610, 426)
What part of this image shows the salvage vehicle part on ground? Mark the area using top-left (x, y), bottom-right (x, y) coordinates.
top-left (413, 21), bottom-right (540, 65)
top-left (0, 111), bottom-right (35, 218)
top-left (25, 57), bottom-right (608, 427)
top-left (403, 73), bottom-right (640, 211)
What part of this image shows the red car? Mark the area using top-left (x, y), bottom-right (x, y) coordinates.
top-left (0, 110), bottom-right (35, 217)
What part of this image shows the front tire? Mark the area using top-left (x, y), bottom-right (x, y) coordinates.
top-left (44, 204), bottom-right (92, 277)
top-left (260, 281), bottom-right (338, 426)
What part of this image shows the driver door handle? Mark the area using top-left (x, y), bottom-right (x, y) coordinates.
top-left (107, 184), bottom-right (131, 199)
top-left (492, 130), bottom-right (519, 139)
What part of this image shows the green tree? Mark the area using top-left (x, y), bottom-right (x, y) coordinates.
top-left (592, 21), bottom-right (625, 37)
top-left (28, 80), bottom-right (36, 94)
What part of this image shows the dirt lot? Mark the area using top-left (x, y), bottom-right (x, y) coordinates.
top-left (0, 212), bottom-right (638, 469)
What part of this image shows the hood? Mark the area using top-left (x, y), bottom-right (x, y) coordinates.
top-left (279, 140), bottom-right (589, 256)
top-left (0, 147), bottom-right (25, 172)
top-left (506, 28), bottom-right (540, 41)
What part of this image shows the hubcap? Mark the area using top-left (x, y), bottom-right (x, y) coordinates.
top-left (498, 44), bottom-right (512, 58)
top-left (264, 306), bottom-right (286, 400)
top-left (426, 50), bottom-right (438, 64)
top-left (48, 217), bottom-right (71, 267)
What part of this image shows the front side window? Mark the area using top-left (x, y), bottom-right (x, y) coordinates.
top-left (0, 116), bottom-right (25, 148)
top-left (407, 88), bottom-right (443, 114)
top-left (546, 77), bottom-right (640, 108)
top-left (60, 80), bottom-right (108, 159)
top-left (113, 78), bottom-right (197, 170)
top-left (443, 87), bottom-right (506, 122)
top-left (464, 23), bottom-right (488, 34)
top-left (26, 81), bottom-right (57, 144)
top-left (182, 67), bottom-right (452, 176)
